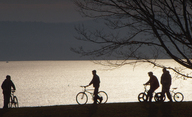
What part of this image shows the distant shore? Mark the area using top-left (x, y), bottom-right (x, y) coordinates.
top-left (1, 102), bottom-right (192, 117)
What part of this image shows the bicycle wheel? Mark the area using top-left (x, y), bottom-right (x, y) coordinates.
top-left (98, 91), bottom-right (108, 104)
top-left (173, 92), bottom-right (184, 102)
top-left (138, 93), bottom-right (147, 102)
top-left (76, 92), bottom-right (88, 105)
top-left (11, 96), bottom-right (19, 108)
top-left (154, 92), bottom-right (166, 102)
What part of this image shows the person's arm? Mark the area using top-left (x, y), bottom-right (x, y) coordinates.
top-left (1, 80), bottom-right (5, 90)
top-left (144, 80), bottom-right (150, 85)
top-left (1, 82), bottom-right (3, 89)
top-left (85, 84), bottom-right (91, 87)
top-left (144, 77), bottom-right (152, 85)
top-left (11, 81), bottom-right (16, 90)
top-left (85, 77), bottom-right (94, 87)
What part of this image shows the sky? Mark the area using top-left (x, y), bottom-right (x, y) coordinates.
top-left (0, 0), bottom-right (85, 23)
top-left (0, 0), bottom-right (171, 61)
top-left (0, 0), bottom-right (96, 61)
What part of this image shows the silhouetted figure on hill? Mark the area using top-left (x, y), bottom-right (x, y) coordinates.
top-left (1, 75), bottom-right (16, 109)
top-left (160, 68), bottom-right (172, 102)
top-left (85, 70), bottom-right (103, 104)
top-left (144, 72), bottom-right (159, 102)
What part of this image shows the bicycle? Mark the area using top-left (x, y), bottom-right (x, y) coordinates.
top-left (76, 86), bottom-right (108, 105)
top-left (138, 85), bottom-right (165, 102)
top-left (8, 90), bottom-right (19, 108)
top-left (168, 87), bottom-right (184, 102)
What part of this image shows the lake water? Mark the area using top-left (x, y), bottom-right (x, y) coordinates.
top-left (0, 60), bottom-right (192, 108)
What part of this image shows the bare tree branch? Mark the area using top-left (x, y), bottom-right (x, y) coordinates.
top-left (73, 0), bottom-right (192, 78)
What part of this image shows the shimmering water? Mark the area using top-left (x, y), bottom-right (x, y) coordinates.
top-left (0, 60), bottom-right (192, 107)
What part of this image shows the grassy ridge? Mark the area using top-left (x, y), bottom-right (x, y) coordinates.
top-left (1, 102), bottom-right (192, 117)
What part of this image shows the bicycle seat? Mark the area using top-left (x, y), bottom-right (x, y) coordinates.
top-left (172, 87), bottom-right (177, 90)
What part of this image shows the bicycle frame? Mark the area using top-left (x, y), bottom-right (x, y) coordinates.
top-left (9, 90), bottom-right (19, 108)
top-left (10, 90), bottom-right (15, 101)
top-left (81, 87), bottom-right (95, 98)
top-left (143, 85), bottom-right (157, 95)
top-left (143, 85), bottom-right (148, 93)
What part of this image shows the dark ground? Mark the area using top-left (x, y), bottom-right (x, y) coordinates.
top-left (0, 102), bottom-right (192, 117)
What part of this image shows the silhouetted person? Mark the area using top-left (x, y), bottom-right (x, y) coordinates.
top-left (160, 68), bottom-right (172, 102)
top-left (1, 75), bottom-right (16, 109)
top-left (144, 72), bottom-right (159, 102)
top-left (85, 70), bottom-right (102, 104)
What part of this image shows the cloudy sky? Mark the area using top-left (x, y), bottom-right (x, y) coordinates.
top-left (0, 0), bottom-right (85, 23)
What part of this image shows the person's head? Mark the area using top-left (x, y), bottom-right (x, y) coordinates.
top-left (92, 70), bottom-right (96, 75)
top-left (163, 68), bottom-right (167, 73)
top-left (6, 75), bottom-right (11, 80)
top-left (148, 72), bottom-right (153, 77)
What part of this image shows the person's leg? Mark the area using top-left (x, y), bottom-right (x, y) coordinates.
top-left (3, 94), bottom-right (6, 108)
top-left (146, 94), bottom-right (148, 102)
top-left (93, 87), bottom-right (99, 104)
top-left (165, 85), bottom-right (172, 102)
top-left (161, 86), bottom-right (166, 102)
top-left (3, 93), bottom-right (10, 108)
top-left (147, 89), bottom-right (153, 102)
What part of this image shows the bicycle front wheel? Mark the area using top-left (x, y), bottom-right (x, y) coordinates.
top-left (76, 92), bottom-right (88, 105)
top-left (173, 92), bottom-right (184, 102)
top-left (9, 96), bottom-right (19, 108)
top-left (98, 91), bottom-right (108, 104)
top-left (138, 93), bottom-right (147, 102)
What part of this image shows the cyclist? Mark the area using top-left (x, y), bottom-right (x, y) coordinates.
top-left (85, 70), bottom-right (103, 104)
top-left (1, 75), bottom-right (16, 109)
top-left (144, 72), bottom-right (159, 102)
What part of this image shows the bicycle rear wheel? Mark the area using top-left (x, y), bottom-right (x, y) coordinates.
top-left (138, 93), bottom-right (147, 102)
top-left (98, 91), bottom-right (108, 104)
top-left (76, 92), bottom-right (88, 105)
top-left (8, 96), bottom-right (12, 108)
top-left (173, 92), bottom-right (184, 102)
top-left (154, 92), bottom-right (166, 102)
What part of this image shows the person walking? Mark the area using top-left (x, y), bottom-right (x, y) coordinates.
top-left (85, 70), bottom-right (102, 104)
top-left (1, 75), bottom-right (16, 109)
top-left (144, 72), bottom-right (159, 102)
top-left (160, 68), bottom-right (173, 102)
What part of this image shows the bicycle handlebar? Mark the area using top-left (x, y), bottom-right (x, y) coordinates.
top-left (80, 86), bottom-right (86, 88)
top-left (143, 84), bottom-right (147, 88)
top-left (80, 86), bottom-right (94, 91)
top-left (11, 90), bottom-right (16, 93)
